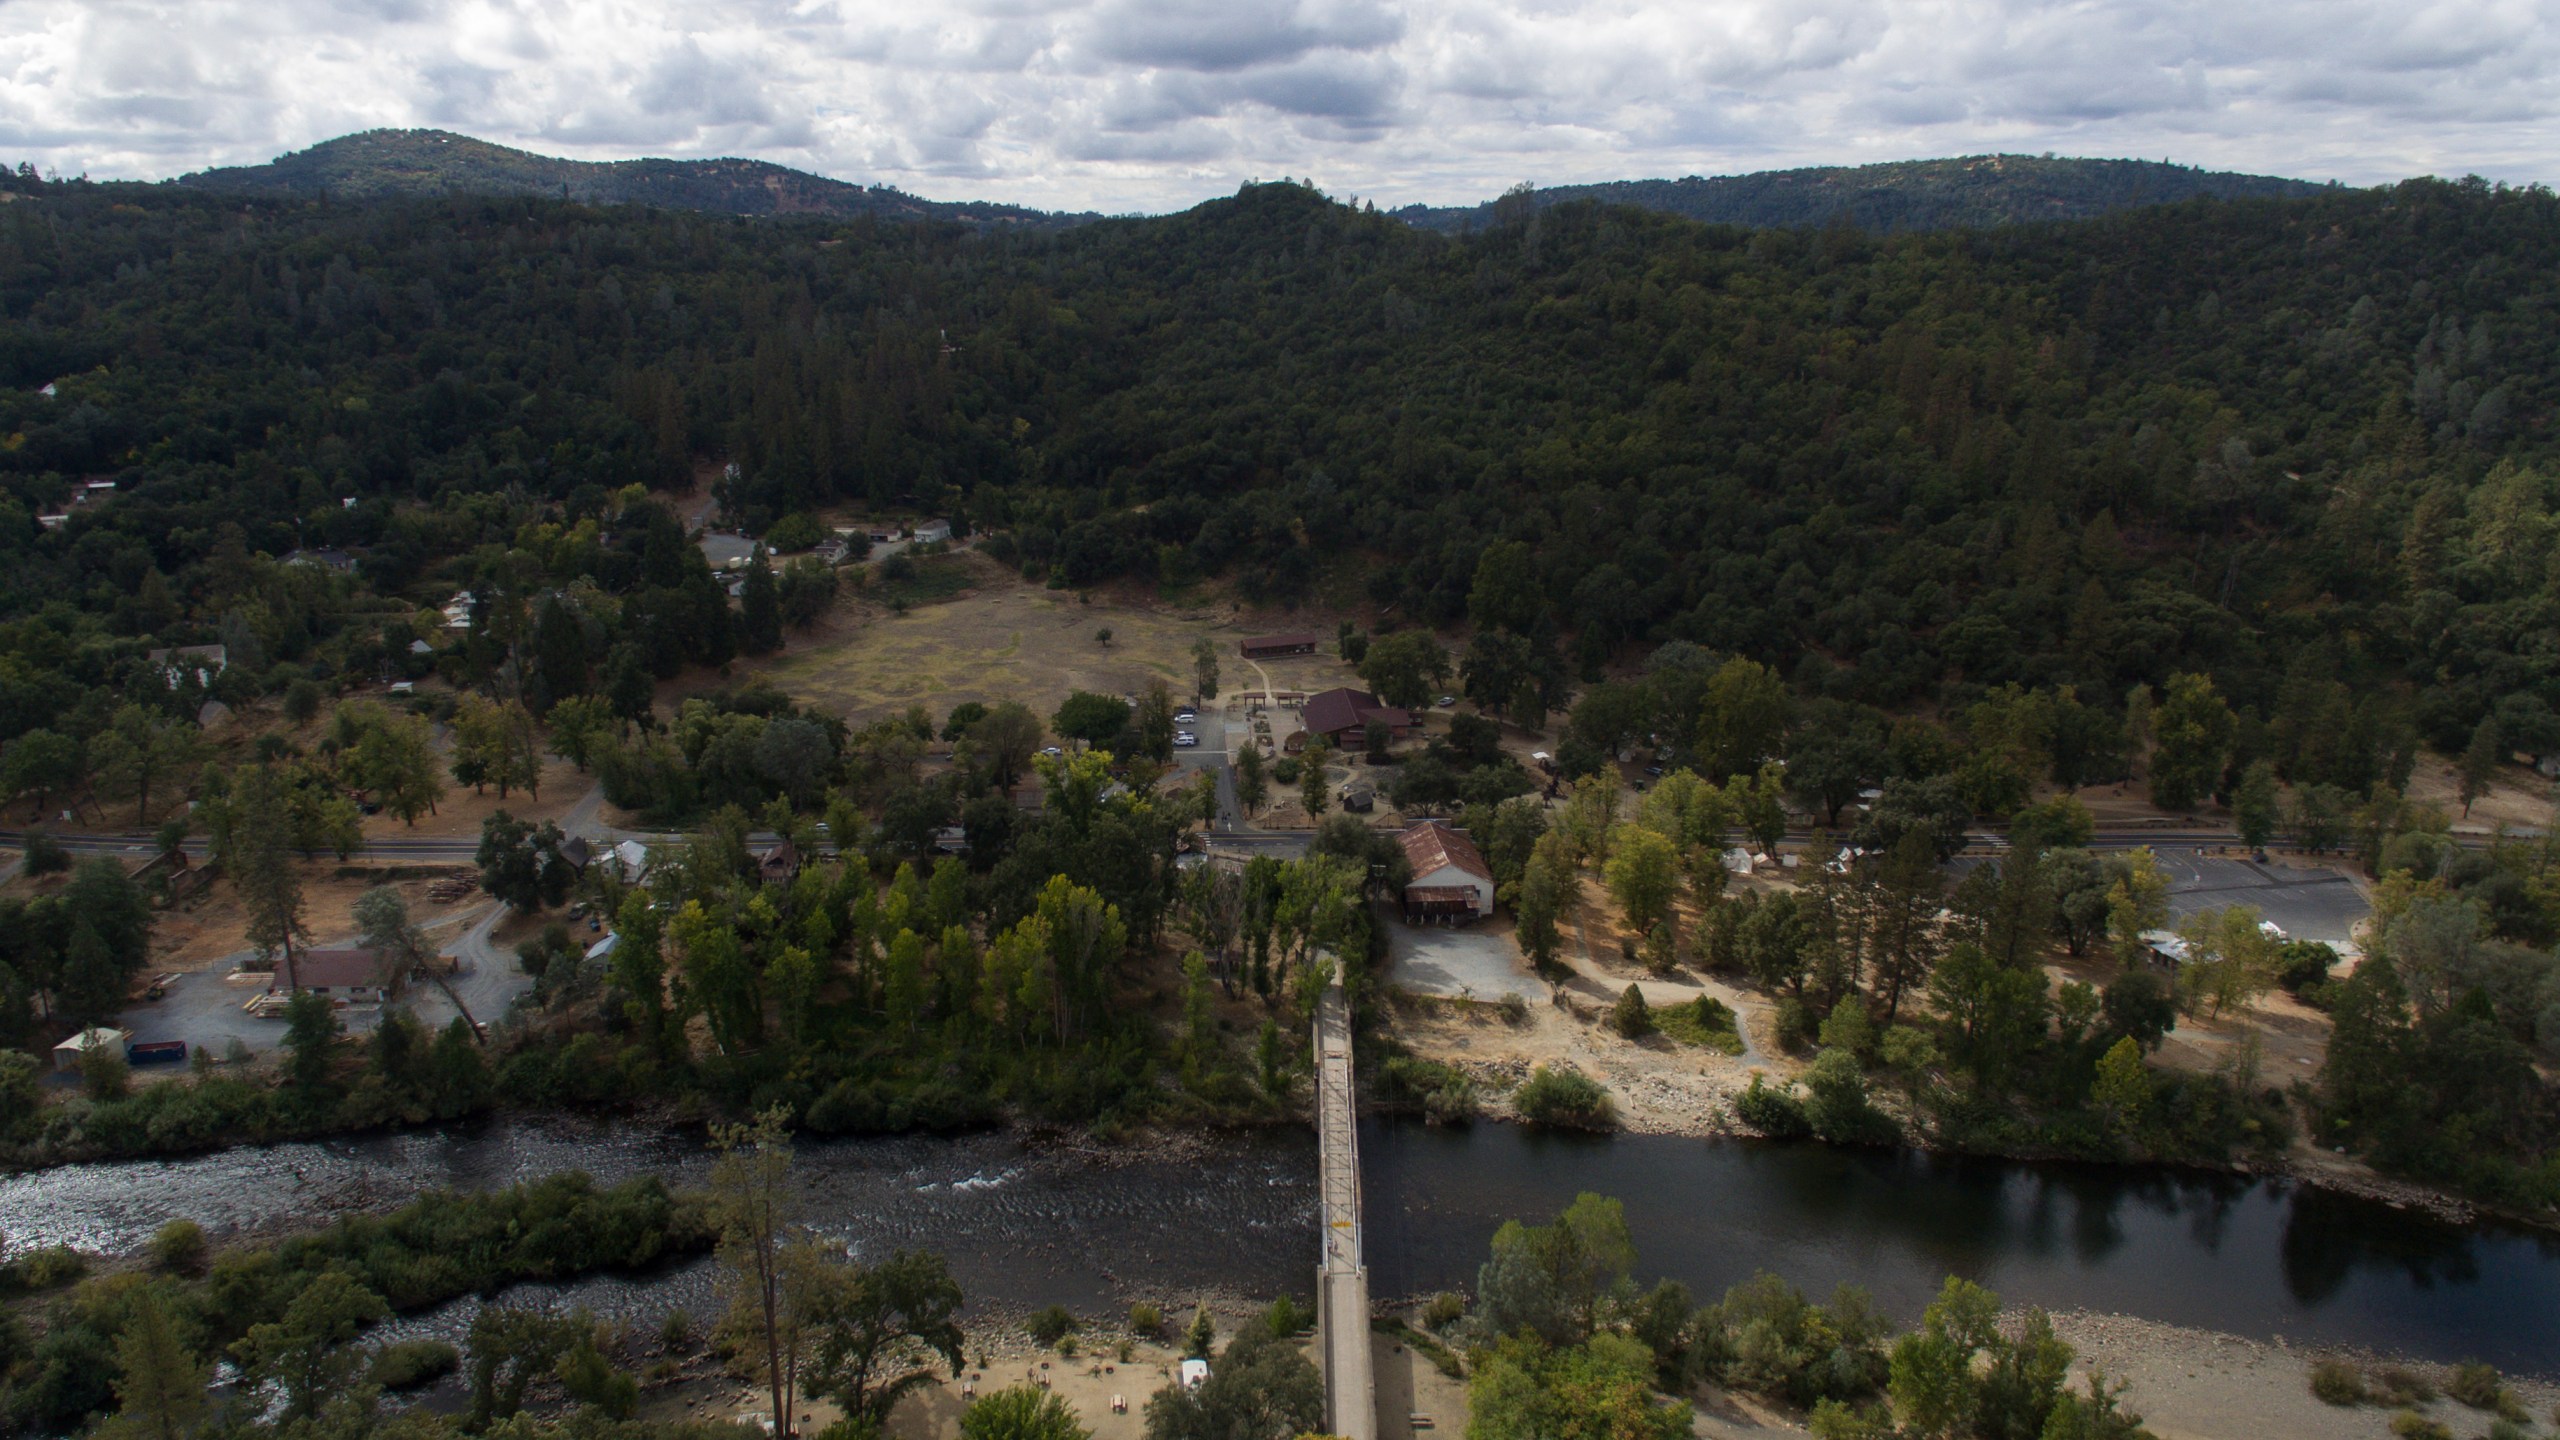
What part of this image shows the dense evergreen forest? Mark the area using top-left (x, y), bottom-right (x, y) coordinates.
top-left (0, 167), bottom-right (2553, 754)
top-left (1392, 154), bottom-right (2332, 233)
top-left (3, 161), bottom-right (2560, 1440)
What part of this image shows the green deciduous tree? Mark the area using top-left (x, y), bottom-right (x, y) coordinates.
top-left (452, 693), bottom-right (544, 799)
top-left (1603, 824), bottom-right (1681, 962)
top-left (2147, 673), bottom-right (2233, 812)
top-left (1473, 1193), bottom-right (1636, 1346)
top-left (87, 705), bottom-right (204, 826)
top-left (233, 1269), bottom-right (390, 1423)
top-left (1141, 1318), bottom-right (1323, 1440)
top-left (800, 1249), bottom-right (968, 1427)
top-left (1052, 691), bottom-right (1131, 750)
top-left (1469, 1331), bottom-right (1692, 1440)
top-left (1191, 637), bottom-right (1220, 700)
top-left (713, 1107), bottom-right (803, 1438)
top-left (1696, 658), bottom-right (1788, 782)
top-left (2091, 1036), bottom-right (2153, 1134)
top-left (1359, 630), bottom-right (1451, 710)
top-left (475, 810), bottom-right (577, 911)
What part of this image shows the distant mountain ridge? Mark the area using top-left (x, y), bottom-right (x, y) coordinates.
top-left (174, 129), bottom-right (1090, 228)
top-left (1393, 155), bottom-right (2339, 234)
top-left (174, 133), bottom-right (2340, 237)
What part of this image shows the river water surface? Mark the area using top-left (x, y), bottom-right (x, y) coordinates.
top-left (5, 1117), bottom-right (2557, 1373)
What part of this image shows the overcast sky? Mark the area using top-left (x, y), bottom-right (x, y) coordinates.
top-left (2, 0), bottom-right (2552, 212)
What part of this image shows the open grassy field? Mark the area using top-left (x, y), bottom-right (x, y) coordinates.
top-left (748, 550), bottom-right (1365, 728)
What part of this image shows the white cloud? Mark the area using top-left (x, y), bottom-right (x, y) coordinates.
top-left (0, 0), bottom-right (2550, 211)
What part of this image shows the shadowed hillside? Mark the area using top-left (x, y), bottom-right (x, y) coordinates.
top-left (173, 129), bottom-right (1090, 228)
top-left (1394, 155), bottom-right (2337, 234)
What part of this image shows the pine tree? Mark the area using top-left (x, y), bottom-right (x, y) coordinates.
top-left (106, 1289), bottom-right (209, 1440)
top-left (224, 765), bottom-right (309, 990)
top-left (742, 545), bottom-right (783, 655)
top-left (531, 595), bottom-right (588, 712)
top-left (1299, 739), bottom-right (1331, 818)
top-left (2458, 716), bottom-right (2503, 817)
top-left (2233, 760), bottom-right (2281, 849)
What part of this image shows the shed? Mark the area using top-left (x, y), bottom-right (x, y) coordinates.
top-left (267, 947), bottom-right (394, 1003)
top-left (910, 519), bottom-right (953, 545)
top-left (1239, 633), bottom-right (1321, 659)
top-left (2138, 929), bottom-right (2191, 967)
top-left (757, 840), bottom-right (801, 885)
top-left (1399, 820), bottom-right (1494, 923)
top-left (53, 1027), bottom-right (130, 1073)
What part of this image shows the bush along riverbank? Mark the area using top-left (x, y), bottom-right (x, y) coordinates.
top-left (0, 1170), bottom-right (711, 1435)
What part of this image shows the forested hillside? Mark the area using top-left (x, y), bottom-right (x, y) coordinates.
top-left (0, 168), bottom-right (2554, 760)
top-left (1393, 155), bottom-right (2334, 234)
top-left (174, 129), bottom-right (1083, 228)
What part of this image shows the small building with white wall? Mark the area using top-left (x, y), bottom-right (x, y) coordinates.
top-left (1398, 821), bottom-right (1494, 924)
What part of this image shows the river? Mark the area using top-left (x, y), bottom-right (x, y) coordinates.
top-left (4, 1117), bottom-right (2557, 1374)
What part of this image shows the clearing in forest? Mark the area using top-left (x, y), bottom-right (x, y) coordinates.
top-left (748, 551), bottom-right (1359, 727)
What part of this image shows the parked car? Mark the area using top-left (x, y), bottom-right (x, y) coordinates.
top-left (1173, 709), bottom-right (1198, 723)
top-left (1174, 732), bottom-right (1199, 748)
top-left (1040, 746), bottom-right (1064, 757)
top-left (1435, 695), bottom-right (1457, 707)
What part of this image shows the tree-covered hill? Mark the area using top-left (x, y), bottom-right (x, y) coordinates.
top-left (173, 129), bottom-right (1088, 229)
top-left (0, 168), bottom-right (2553, 759)
top-left (1394, 155), bottom-right (2335, 234)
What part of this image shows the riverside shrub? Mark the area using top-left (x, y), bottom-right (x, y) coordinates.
top-left (2308, 1360), bottom-right (2367, 1406)
top-left (1736, 1074), bottom-right (1811, 1139)
top-left (1514, 1067), bottom-right (1615, 1130)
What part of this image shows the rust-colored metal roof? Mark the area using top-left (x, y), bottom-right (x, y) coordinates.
top-left (1399, 821), bottom-right (1492, 884)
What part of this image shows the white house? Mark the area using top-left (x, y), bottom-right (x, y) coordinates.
top-left (1399, 820), bottom-right (1494, 924)
top-left (613, 840), bottom-right (652, 883)
top-left (910, 518), bottom-right (953, 545)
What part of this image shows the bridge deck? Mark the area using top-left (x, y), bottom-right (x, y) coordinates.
top-left (1315, 971), bottom-right (1375, 1440)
